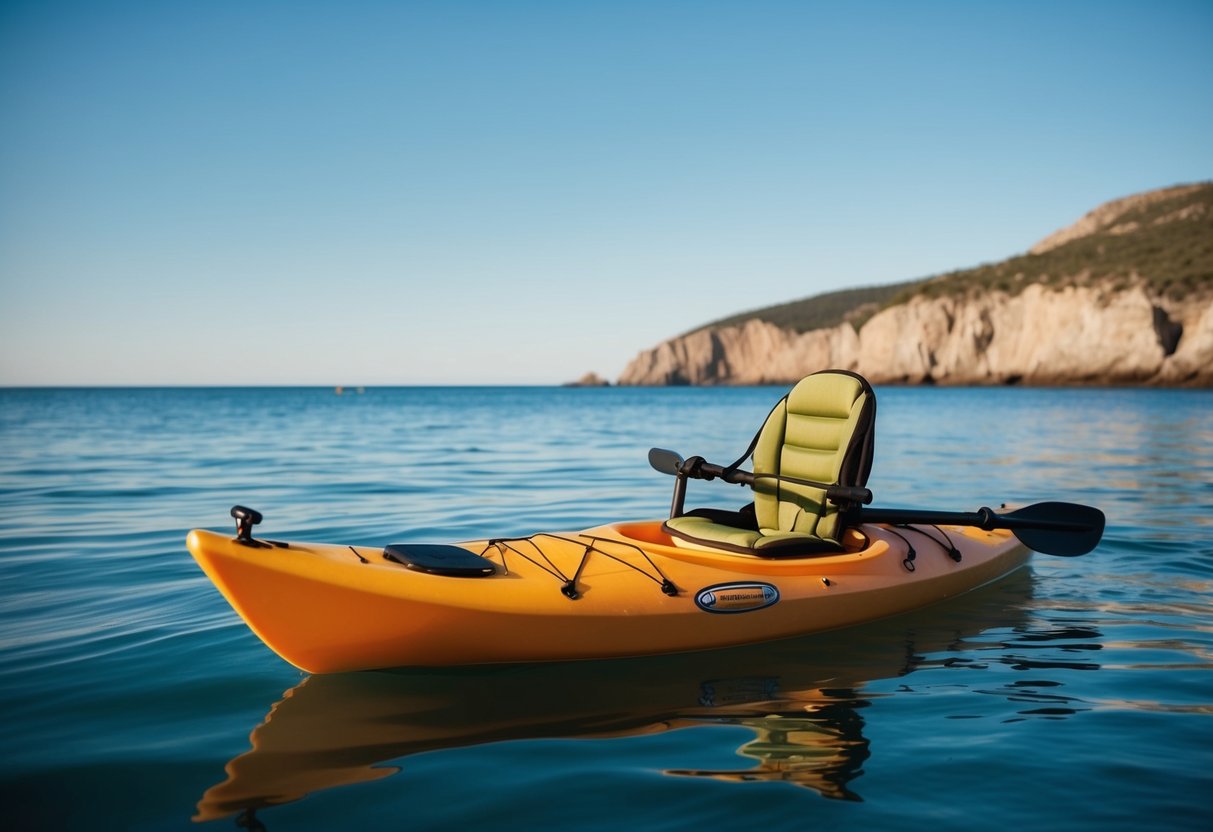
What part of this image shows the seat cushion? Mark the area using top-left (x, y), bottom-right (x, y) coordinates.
top-left (752, 371), bottom-right (874, 542)
top-left (662, 515), bottom-right (842, 557)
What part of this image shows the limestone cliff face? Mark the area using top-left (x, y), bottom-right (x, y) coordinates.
top-left (619, 283), bottom-right (1212, 386)
top-left (853, 282), bottom-right (1210, 385)
top-left (618, 183), bottom-right (1213, 387)
top-left (618, 318), bottom-right (859, 386)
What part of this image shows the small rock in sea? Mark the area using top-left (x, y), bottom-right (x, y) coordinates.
top-left (564, 372), bottom-right (611, 387)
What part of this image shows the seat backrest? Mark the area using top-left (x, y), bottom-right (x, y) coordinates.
top-left (750, 370), bottom-right (875, 542)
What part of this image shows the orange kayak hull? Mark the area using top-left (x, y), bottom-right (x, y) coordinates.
top-left (186, 520), bottom-right (1030, 673)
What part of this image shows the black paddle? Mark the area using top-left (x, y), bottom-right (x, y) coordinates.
top-left (855, 502), bottom-right (1105, 557)
top-left (648, 447), bottom-right (1105, 557)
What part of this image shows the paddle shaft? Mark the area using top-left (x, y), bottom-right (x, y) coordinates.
top-left (857, 506), bottom-right (1091, 533)
top-left (689, 460), bottom-right (753, 485)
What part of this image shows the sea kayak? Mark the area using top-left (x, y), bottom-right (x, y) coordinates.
top-left (186, 516), bottom-right (1030, 673)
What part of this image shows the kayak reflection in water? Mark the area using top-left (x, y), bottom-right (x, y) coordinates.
top-left (666, 693), bottom-right (871, 799)
top-left (194, 573), bottom-right (1051, 825)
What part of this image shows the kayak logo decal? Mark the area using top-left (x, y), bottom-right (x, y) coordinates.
top-left (695, 582), bottom-right (780, 614)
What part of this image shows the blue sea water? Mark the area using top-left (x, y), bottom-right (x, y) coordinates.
top-left (0, 385), bottom-right (1210, 831)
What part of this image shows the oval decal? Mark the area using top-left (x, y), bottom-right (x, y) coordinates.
top-left (695, 582), bottom-right (780, 614)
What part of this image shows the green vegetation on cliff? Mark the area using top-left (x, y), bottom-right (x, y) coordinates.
top-left (897, 182), bottom-right (1213, 304)
top-left (698, 279), bottom-right (923, 335)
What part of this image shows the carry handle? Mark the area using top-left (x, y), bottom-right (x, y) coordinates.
top-left (230, 505), bottom-right (263, 543)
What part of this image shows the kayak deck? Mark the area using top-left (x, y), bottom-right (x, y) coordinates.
top-left (186, 519), bottom-right (1030, 673)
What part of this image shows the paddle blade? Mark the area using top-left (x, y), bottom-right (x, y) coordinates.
top-left (648, 448), bottom-right (684, 477)
top-left (1001, 502), bottom-right (1105, 556)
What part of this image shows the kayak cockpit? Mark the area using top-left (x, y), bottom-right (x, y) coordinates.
top-left (594, 520), bottom-right (875, 563)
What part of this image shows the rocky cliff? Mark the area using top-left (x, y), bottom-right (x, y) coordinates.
top-left (619, 183), bottom-right (1213, 386)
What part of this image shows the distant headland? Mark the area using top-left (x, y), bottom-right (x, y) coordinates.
top-left (614, 182), bottom-right (1213, 387)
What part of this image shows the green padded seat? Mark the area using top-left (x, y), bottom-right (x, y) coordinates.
top-left (663, 370), bottom-right (875, 556)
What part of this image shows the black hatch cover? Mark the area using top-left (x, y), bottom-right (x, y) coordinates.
top-left (383, 544), bottom-right (497, 577)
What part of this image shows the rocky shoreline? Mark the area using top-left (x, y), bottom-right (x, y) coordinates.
top-left (617, 282), bottom-right (1212, 387)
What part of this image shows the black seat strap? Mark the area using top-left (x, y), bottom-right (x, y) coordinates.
top-left (722, 395), bottom-right (787, 477)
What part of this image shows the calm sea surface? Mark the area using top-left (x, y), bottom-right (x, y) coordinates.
top-left (1, 386), bottom-right (1210, 830)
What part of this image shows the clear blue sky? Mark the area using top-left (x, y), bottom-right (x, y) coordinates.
top-left (2, 0), bottom-right (1211, 385)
